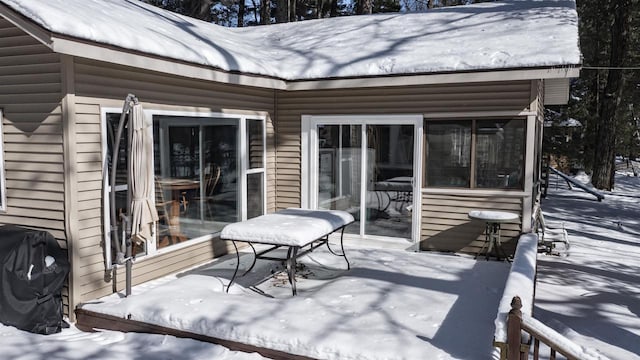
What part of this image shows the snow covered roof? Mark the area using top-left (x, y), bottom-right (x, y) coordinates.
top-left (0, 0), bottom-right (581, 81)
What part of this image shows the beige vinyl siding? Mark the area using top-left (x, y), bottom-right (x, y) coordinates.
top-left (80, 238), bottom-right (228, 301)
top-left (0, 22), bottom-right (65, 239)
top-left (71, 58), bottom-right (276, 303)
top-left (276, 80), bottom-right (534, 253)
top-left (0, 19), bottom-right (68, 311)
top-left (275, 81), bottom-right (533, 209)
top-left (420, 194), bottom-right (522, 254)
top-left (0, 19), bottom-right (64, 235)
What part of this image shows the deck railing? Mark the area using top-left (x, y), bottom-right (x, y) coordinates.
top-left (494, 232), bottom-right (608, 360)
top-left (505, 296), bottom-right (610, 360)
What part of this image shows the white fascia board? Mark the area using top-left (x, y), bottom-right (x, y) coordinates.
top-left (50, 36), bottom-right (287, 90)
top-left (286, 67), bottom-right (581, 91)
top-left (0, 3), bottom-right (53, 48)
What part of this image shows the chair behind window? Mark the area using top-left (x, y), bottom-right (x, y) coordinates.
top-left (204, 163), bottom-right (221, 197)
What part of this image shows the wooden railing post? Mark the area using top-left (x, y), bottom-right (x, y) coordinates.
top-left (507, 296), bottom-right (523, 360)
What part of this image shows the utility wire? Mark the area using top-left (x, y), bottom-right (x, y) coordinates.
top-left (582, 66), bottom-right (640, 70)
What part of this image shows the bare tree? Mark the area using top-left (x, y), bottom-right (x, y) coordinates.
top-left (355, 0), bottom-right (372, 14)
top-left (330, 0), bottom-right (339, 16)
top-left (592, 0), bottom-right (633, 190)
top-left (237, 0), bottom-right (246, 26)
top-left (183, 0), bottom-right (214, 21)
top-left (260, 0), bottom-right (272, 24)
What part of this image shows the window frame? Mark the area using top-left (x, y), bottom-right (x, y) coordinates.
top-left (101, 108), bottom-right (267, 264)
top-left (424, 117), bottom-right (526, 190)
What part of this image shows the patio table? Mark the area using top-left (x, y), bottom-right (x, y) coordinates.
top-left (220, 208), bottom-right (354, 295)
top-left (468, 210), bottom-right (519, 262)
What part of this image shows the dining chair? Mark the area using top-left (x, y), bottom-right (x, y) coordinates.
top-left (154, 177), bottom-right (180, 247)
top-left (195, 164), bottom-right (221, 219)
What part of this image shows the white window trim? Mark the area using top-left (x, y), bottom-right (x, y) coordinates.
top-left (302, 114), bottom-right (423, 250)
top-left (101, 108), bottom-right (267, 266)
top-left (0, 109), bottom-right (6, 212)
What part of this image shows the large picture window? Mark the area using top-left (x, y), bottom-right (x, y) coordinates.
top-left (425, 118), bottom-right (525, 189)
top-left (105, 111), bottom-right (266, 258)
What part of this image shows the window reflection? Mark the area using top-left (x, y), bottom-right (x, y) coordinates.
top-left (246, 172), bottom-right (263, 219)
top-left (247, 119), bottom-right (263, 170)
top-left (153, 116), bottom-right (239, 249)
top-left (106, 113), bottom-right (265, 254)
top-left (475, 119), bottom-right (524, 189)
top-left (425, 118), bottom-right (525, 190)
top-left (426, 122), bottom-right (471, 187)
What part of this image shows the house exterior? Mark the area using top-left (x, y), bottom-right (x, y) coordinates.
top-left (0, 0), bottom-right (581, 317)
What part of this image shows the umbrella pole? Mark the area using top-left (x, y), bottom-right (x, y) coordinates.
top-left (108, 94), bottom-right (138, 295)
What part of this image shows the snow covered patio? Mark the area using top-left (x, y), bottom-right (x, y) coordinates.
top-left (77, 244), bottom-right (510, 359)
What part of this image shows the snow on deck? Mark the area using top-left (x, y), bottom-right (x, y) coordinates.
top-left (80, 246), bottom-right (510, 360)
top-left (0, 0), bottom-right (580, 80)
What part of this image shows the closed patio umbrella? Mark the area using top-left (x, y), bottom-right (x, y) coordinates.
top-left (128, 103), bottom-right (158, 246)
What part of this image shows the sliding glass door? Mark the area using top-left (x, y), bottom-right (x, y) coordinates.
top-left (309, 115), bottom-right (422, 243)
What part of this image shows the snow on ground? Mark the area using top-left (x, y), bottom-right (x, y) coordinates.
top-left (535, 169), bottom-right (640, 360)
top-left (1, 168), bottom-right (638, 360)
top-left (0, 0), bottom-right (580, 80)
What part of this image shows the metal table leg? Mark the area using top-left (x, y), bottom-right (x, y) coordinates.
top-left (226, 241), bottom-right (240, 293)
top-left (325, 227), bottom-right (350, 270)
top-left (286, 246), bottom-right (299, 296)
top-left (241, 243), bottom-right (258, 276)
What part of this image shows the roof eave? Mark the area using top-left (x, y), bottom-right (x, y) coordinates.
top-left (52, 33), bottom-right (581, 91)
top-left (285, 65), bottom-right (581, 91)
top-left (49, 35), bottom-right (288, 90)
top-left (0, 2), bottom-right (53, 49)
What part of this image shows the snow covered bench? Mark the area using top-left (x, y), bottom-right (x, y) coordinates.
top-left (220, 208), bottom-right (355, 295)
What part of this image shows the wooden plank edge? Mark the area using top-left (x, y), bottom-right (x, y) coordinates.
top-left (74, 308), bottom-right (317, 360)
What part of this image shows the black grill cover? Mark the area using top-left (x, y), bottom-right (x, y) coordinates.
top-left (0, 225), bottom-right (70, 334)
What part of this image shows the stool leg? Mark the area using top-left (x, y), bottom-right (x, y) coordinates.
top-left (485, 223), bottom-right (493, 260)
top-left (475, 222), bottom-right (490, 260)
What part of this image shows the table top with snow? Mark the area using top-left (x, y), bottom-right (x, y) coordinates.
top-left (220, 208), bottom-right (354, 246)
top-left (468, 210), bottom-right (520, 223)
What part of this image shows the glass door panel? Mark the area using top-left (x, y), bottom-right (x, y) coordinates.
top-left (202, 124), bottom-right (239, 225)
top-left (313, 119), bottom-right (418, 243)
top-left (317, 124), bottom-right (362, 235)
top-left (365, 125), bottom-right (414, 239)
